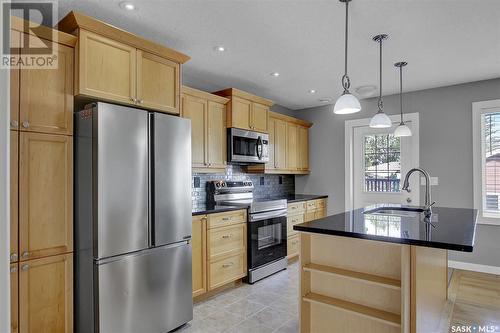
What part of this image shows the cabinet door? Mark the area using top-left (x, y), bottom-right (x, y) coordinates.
top-left (78, 30), bottom-right (136, 105)
top-left (230, 96), bottom-right (251, 130)
top-left (11, 131), bottom-right (19, 263)
top-left (192, 215), bottom-right (207, 297)
top-left (182, 94), bottom-right (207, 168)
top-left (251, 102), bottom-right (269, 132)
top-left (207, 101), bottom-right (226, 168)
top-left (298, 126), bottom-right (309, 171)
top-left (11, 263), bottom-right (19, 333)
top-left (275, 119), bottom-right (287, 169)
top-left (19, 35), bottom-right (73, 135)
top-left (19, 133), bottom-right (73, 261)
top-left (19, 253), bottom-right (73, 333)
top-left (137, 50), bottom-right (179, 114)
top-left (10, 30), bottom-right (20, 130)
top-left (286, 123), bottom-right (298, 170)
top-left (266, 117), bottom-right (276, 170)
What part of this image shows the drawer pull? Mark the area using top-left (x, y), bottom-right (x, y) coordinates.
top-left (222, 234), bottom-right (232, 239)
top-left (222, 217), bottom-right (231, 221)
top-left (222, 262), bottom-right (234, 268)
top-left (291, 206), bottom-right (297, 210)
top-left (21, 251), bottom-right (29, 258)
top-left (10, 253), bottom-right (18, 261)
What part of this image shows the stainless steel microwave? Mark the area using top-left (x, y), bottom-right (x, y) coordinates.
top-left (228, 128), bottom-right (269, 164)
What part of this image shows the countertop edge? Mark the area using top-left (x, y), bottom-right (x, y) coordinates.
top-left (192, 206), bottom-right (244, 216)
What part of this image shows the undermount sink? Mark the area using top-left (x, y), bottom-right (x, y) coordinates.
top-left (364, 206), bottom-right (424, 218)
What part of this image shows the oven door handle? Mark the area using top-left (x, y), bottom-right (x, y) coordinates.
top-left (249, 209), bottom-right (288, 222)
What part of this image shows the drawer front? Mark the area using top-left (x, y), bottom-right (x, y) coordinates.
top-left (305, 200), bottom-right (317, 211)
top-left (316, 199), bottom-right (326, 210)
top-left (287, 214), bottom-right (304, 236)
top-left (208, 224), bottom-right (245, 260)
top-left (287, 235), bottom-right (300, 258)
top-left (287, 202), bottom-right (305, 214)
top-left (208, 210), bottom-right (246, 229)
top-left (315, 208), bottom-right (326, 220)
top-left (209, 253), bottom-right (246, 290)
top-left (304, 211), bottom-right (316, 222)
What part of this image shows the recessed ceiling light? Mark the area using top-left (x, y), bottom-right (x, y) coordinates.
top-left (318, 98), bottom-right (333, 103)
top-left (119, 1), bottom-right (135, 10)
top-left (270, 72), bottom-right (280, 77)
top-left (308, 89), bottom-right (316, 94)
top-left (214, 46), bottom-right (225, 52)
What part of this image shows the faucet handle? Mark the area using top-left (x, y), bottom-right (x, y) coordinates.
top-left (428, 201), bottom-right (436, 208)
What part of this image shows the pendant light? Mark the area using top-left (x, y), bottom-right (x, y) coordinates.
top-left (333, 0), bottom-right (361, 114)
top-left (369, 34), bottom-right (392, 128)
top-left (393, 61), bottom-right (412, 137)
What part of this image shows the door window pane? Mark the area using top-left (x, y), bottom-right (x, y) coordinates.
top-left (483, 112), bottom-right (500, 215)
top-left (364, 134), bottom-right (401, 192)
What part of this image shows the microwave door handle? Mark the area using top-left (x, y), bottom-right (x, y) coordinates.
top-left (256, 136), bottom-right (263, 159)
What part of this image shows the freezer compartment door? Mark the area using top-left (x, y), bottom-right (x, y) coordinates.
top-left (96, 103), bottom-right (149, 258)
top-left (153, 113), bottom-right (192, 245)
top-left (96, 242), bottom-right (193, 333)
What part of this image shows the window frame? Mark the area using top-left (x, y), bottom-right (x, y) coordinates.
top-left (472, 99), bottom-right (500, 226)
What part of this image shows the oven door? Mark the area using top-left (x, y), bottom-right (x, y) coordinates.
top-left (248, 209), bottom-right (287, 269)
top-left (229, 128), bottom-right (269, 163)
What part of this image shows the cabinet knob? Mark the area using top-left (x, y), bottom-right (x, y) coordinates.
top-left (21, 264), bottom-right (29, 271)
top-left (10, 266), bottom-right (17, 273)
top-left (222, 234), bottom-right (232, 239)
top-left (10, 253), bottom-right (18, 261)
top-left (10, 120), bottom-right (18, 128)
top-left (130, 97), bottom-right (137, 103)
top-left (21, 251), bottom-right (29, 258)
top-left (222, 262), bottom-right (234, 268)
top-left (22, 121), bottom-right (29, 128)
top-left (138, 99), bottom-right (144, 104)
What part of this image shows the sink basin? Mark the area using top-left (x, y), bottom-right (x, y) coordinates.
top-left (364, 206), bottom-right (424, 218)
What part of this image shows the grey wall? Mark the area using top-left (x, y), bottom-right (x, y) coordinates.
top-left (294, 78), bottom-right (500, 267)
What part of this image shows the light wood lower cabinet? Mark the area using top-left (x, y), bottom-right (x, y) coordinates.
top-left (19, 132), bottom-right (73, 261)
top-left (11, 263), bottom-right (19, 333)
top-left (192, 215), bottom-right (207, 297)
top-left (287, 199), bottom-right (327, 259)
top-left (192, 210), bottom-right (247, 297)
top-left (19, 253), bottom-right (73, 333)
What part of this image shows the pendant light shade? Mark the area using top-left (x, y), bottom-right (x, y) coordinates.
top-left (369, 34), bottom-right (391, 128)
top-left (393, 61), bottom-right (412, 137)
top-left (369, 111), bottom-right (392, 128)
top-left (333, 0), bottom-right (361, 114)
top-left (334, 93), bottom-right (361, 114)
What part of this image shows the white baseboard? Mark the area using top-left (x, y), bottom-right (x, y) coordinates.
top-left (448, 260), bottom-right (500, 275)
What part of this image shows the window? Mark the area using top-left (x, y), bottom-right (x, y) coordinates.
top-left (473, 99), bottom-right (500, 225)
top-left (364, 134), bottom-right (401, 193)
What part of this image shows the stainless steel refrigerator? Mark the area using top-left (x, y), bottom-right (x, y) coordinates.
top-left (74, 102), bottom-right (193, 333)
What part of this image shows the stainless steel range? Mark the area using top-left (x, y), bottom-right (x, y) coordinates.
top-left (208, 180), bottom-right (288, 283)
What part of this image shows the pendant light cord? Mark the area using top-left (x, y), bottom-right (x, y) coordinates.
top-left (399, 65), bottom-right (403, 123)
top-left (377, 37), bottom-right (383, 112)
top-left (341, 0), bottom-right (350, 93)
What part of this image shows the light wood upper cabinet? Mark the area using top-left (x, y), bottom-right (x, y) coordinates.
top-left (182, 94), bottom-right (207, 168)
top-left (298, 125), bottom-right (309, 171)
top-left (231, 96), bottom-right (252, 130)
top-left (11, 131), bottom-right (19, 263)
top-left (11, 263), bottom-right (19, 333)
top-left (19, 133), bottom-right (73, 261)
top-left (10, 30), bottom-right (20, 130)
top-left (213, 88), bottom-right (273, 133)
top-left (19, 253), bottom-right (73, 333)
top-left (137, 50), bottom-right (179, 114)
top-left (251, 102), bottom-right (269, 133)
top-left (20, 35), bottom-right (74, 135)
top-left (286, 123), bottom-right (298, 171)
top-left (275, 119), bottom-right (288, 170)
top-left (192, 215), bottom-right (207, 298)
top-left (266, 117), bottom-right (276, 170)
top-left (207, 101), bottom-right (227, 169)
top-left (181, 86), bottom-right (228, 172)
top-left (78, 30), bottom-right (136, 105)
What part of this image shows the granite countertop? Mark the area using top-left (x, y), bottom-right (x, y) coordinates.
top-left (293, 204), bottom-right (478, 252)
top-left (192, 194), bottom-right (328, 215)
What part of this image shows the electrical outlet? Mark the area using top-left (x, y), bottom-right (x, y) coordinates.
top-left (260, 177), bottom-right (265, 185)
top-left (193, 177), bottom-right (200, 188)
top-left (279, 176), bottom-right (283, 185)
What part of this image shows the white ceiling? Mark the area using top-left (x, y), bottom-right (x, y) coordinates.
top-left (57, 0), bottom-right (500, 110)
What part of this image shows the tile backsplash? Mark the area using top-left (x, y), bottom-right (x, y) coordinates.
top-left (192, 165), bottom-right (294, 208)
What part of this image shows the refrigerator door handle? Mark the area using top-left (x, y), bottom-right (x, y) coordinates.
top-left (148, 112), bottom-right (154, 248)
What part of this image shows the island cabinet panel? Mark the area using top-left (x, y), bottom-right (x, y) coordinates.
top-left (78, 30), bottom-right (137, 105)
top-left (181, 86), bottom-right (228, 172)
top-left (19, 132), bottom-right (73, 261)
top-left (19, 253), bottom-right (73, 333)
top-left (192, 215), bottom-right (207, 297)
top-left (137, 50), bottom-right (179, 114)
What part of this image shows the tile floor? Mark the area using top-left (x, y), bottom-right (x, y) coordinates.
top-left (177, 261), bottom-right (300, 333)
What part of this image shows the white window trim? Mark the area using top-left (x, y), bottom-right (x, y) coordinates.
top-left (472, 99), bottom-right (500, 226)
top-left (344, 112), bottom-right (420, 212)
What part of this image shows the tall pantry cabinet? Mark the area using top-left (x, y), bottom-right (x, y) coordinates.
top-left (9, 17), bottom-right (75, 333)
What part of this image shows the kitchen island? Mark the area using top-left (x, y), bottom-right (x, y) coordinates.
top-left (293, 204), bottom-right (477, 333)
